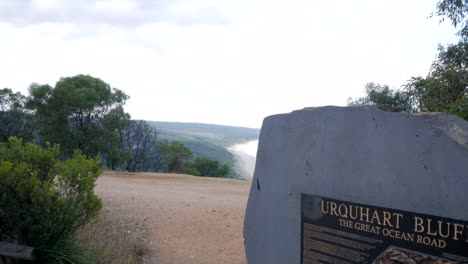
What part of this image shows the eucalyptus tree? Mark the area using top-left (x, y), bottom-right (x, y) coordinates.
top-left (28, 75), bottom-right (130, 158)
top-left (0, 88), bottom-right (36, 142)
top-left (119, 120), bottom-right (159, 172)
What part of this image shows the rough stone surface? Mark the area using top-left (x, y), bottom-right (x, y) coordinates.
top-left (244, 106), bottom-right (468, 264)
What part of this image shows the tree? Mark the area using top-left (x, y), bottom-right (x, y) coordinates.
top-left (28, 75), bottom-right (129, 158)
top-left (120, 120), bottom-right (159, 172)
top-left (405, 42), bottom-right (467, 120)
top-left (101, 107), bottom-right (131, 170)
top-left (400, 1), bottom-right (468, 120)
top-left (0, 88), bottom-right (36, 142)
top-left (163, 141), bottom-right (193, 173)
top-left (140, 140), bottom-right (171, 172)
top-left (347, 82), bottom-right (416, 113)
top-left (433, 0), bottom-right (468, 39)
top-left (349, 0), bottom-right (468, 120)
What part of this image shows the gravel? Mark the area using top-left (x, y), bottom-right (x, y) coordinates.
top-left (95, 171), bottom-right (251, 264)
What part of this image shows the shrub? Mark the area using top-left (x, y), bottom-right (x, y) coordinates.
top-left (180, 167), bottom-right (201, 176)
top-left (0, 137), bottom-right (102, 264)
top-left (183, 157), bottom-right (231, 178)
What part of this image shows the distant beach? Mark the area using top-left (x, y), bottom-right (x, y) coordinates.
top-left (227, 140), bottom-right (258, 181)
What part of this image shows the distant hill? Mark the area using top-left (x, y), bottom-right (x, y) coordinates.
top-left (147, 121), bottom-right (260, 166)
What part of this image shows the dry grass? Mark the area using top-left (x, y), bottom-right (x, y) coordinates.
top-left (76, 206), bottom-right (148, 264)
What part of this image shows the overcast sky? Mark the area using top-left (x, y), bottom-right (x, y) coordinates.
top-left (0, 0), bottom-right (459, 128)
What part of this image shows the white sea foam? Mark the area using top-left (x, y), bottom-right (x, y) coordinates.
top-left (227, 140), bottom-right (258, 180)
top-left (229, 140), bottom-right (259, 157)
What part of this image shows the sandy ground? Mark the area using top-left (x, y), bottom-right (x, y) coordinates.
top-left (95, 171), bottom-right (251, 264)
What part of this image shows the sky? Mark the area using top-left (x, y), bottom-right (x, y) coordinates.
top-left (0, 0), bottom-right (459, 128)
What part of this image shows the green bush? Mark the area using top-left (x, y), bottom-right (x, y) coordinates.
top-left (183, 157), bottom-right (231, 178)
top-left (0, 137), bottom-right (102, 264)
top-left (180, 167), bottom-right (201, 176)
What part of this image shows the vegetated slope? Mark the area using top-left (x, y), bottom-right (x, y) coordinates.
top-left (147, 121), bottom-right (260, 165)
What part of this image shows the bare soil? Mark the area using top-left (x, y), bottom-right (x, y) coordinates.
top-left (95, 171), bottom-right (251, 264)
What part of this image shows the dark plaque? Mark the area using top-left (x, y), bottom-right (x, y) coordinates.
top-left (301, 194), bottom-right (468, 264)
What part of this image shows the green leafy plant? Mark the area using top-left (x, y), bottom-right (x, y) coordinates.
top-left (347, 82), bottom-right (416, 113)
top-left (162, 141), bottom-right (193, 173)
top-left (0, 137), bottom-right (102, 264)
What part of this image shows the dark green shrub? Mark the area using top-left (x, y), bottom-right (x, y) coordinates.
top-left (0, 137), bottom-right (102, 263)
top-left (184, 157), bottom-right (231, 178)
top-left (180, 167), bottom-right (201, 176)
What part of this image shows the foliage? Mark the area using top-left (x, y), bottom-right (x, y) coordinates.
top-left (0, 137), bottom-right (102, 263)
top-left (28, 75), bottom-right (129, 158)
top-left (139, 140), bottom-right (172, 172)
top-left (349, 2), bottom-right (467, 121)
top-left (405, 41), bottom-right (467, 120)
top-left (119, 120), bottom-right (159, 172)
top-left (347, 83), bottom-right (416, 113)
top-left (183, 157), bottom-right (231, 178)
top-left (161, 141), bottom-right (193, 173)
top-left (36, 239), bottom-right (95, 264)
top-left (433, 0), bottom-right (468, 39)
top-left (180, 167), bottom-right (201, 176)
top-left (0, 88), bottom-right (36, 142)
top-left (1, 75), bottom-right (254, 178)
top-left (101, 106), bottom-right (132, 170)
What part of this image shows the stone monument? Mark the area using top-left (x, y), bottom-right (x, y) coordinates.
top-left (244, 106), bottom-right (468, 264)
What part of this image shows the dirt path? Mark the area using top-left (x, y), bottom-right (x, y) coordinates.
top-left (96, 171), bottom-right (251, 264)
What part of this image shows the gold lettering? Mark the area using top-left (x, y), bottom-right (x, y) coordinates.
top-left (338, 204), bottom-right (348, 218)
top-left (417, 235), bottom-right (423, 243)
top-left (439, 239), bottom-right (447, 248)
top-left (414, 217), bottom-right (424, 233)
top-left (320, 201), bottom-right (329, 214)
top-left (394, 213), bottom-right (403, 229)
top-left (453, 224), bottom-right (464, 240)
top-left (438, 221), bottom-right (451, 238)
top-left (360, 207), bottom-right (370, 222)
top-left (349, 205), bottom-right (358, 220)
top-left (330, 202), bottom-right (338, 216)
top-left (370, 210), bottom-right (382, 225)
top-left (405, 233), bottom-right (415, 242)
top-left (427, 219), bottom-right (437, 236)
top-left (382, 211), bottom-right (392, 227)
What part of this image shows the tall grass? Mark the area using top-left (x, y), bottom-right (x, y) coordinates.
top-left (37, 239), bottom-right (95, 264)
top-left (76, 207), bottom-right (147, 264)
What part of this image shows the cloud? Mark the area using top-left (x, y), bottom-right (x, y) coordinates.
top-left (0, 0), bottom-right (460, 127)
top-left (0, 0), bottom-right (242, 27)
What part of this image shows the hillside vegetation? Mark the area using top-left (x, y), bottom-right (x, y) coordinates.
top-left (148, 121), bottom-right (260, 165)
top-left (0, 75), bottom-right (259, 178)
